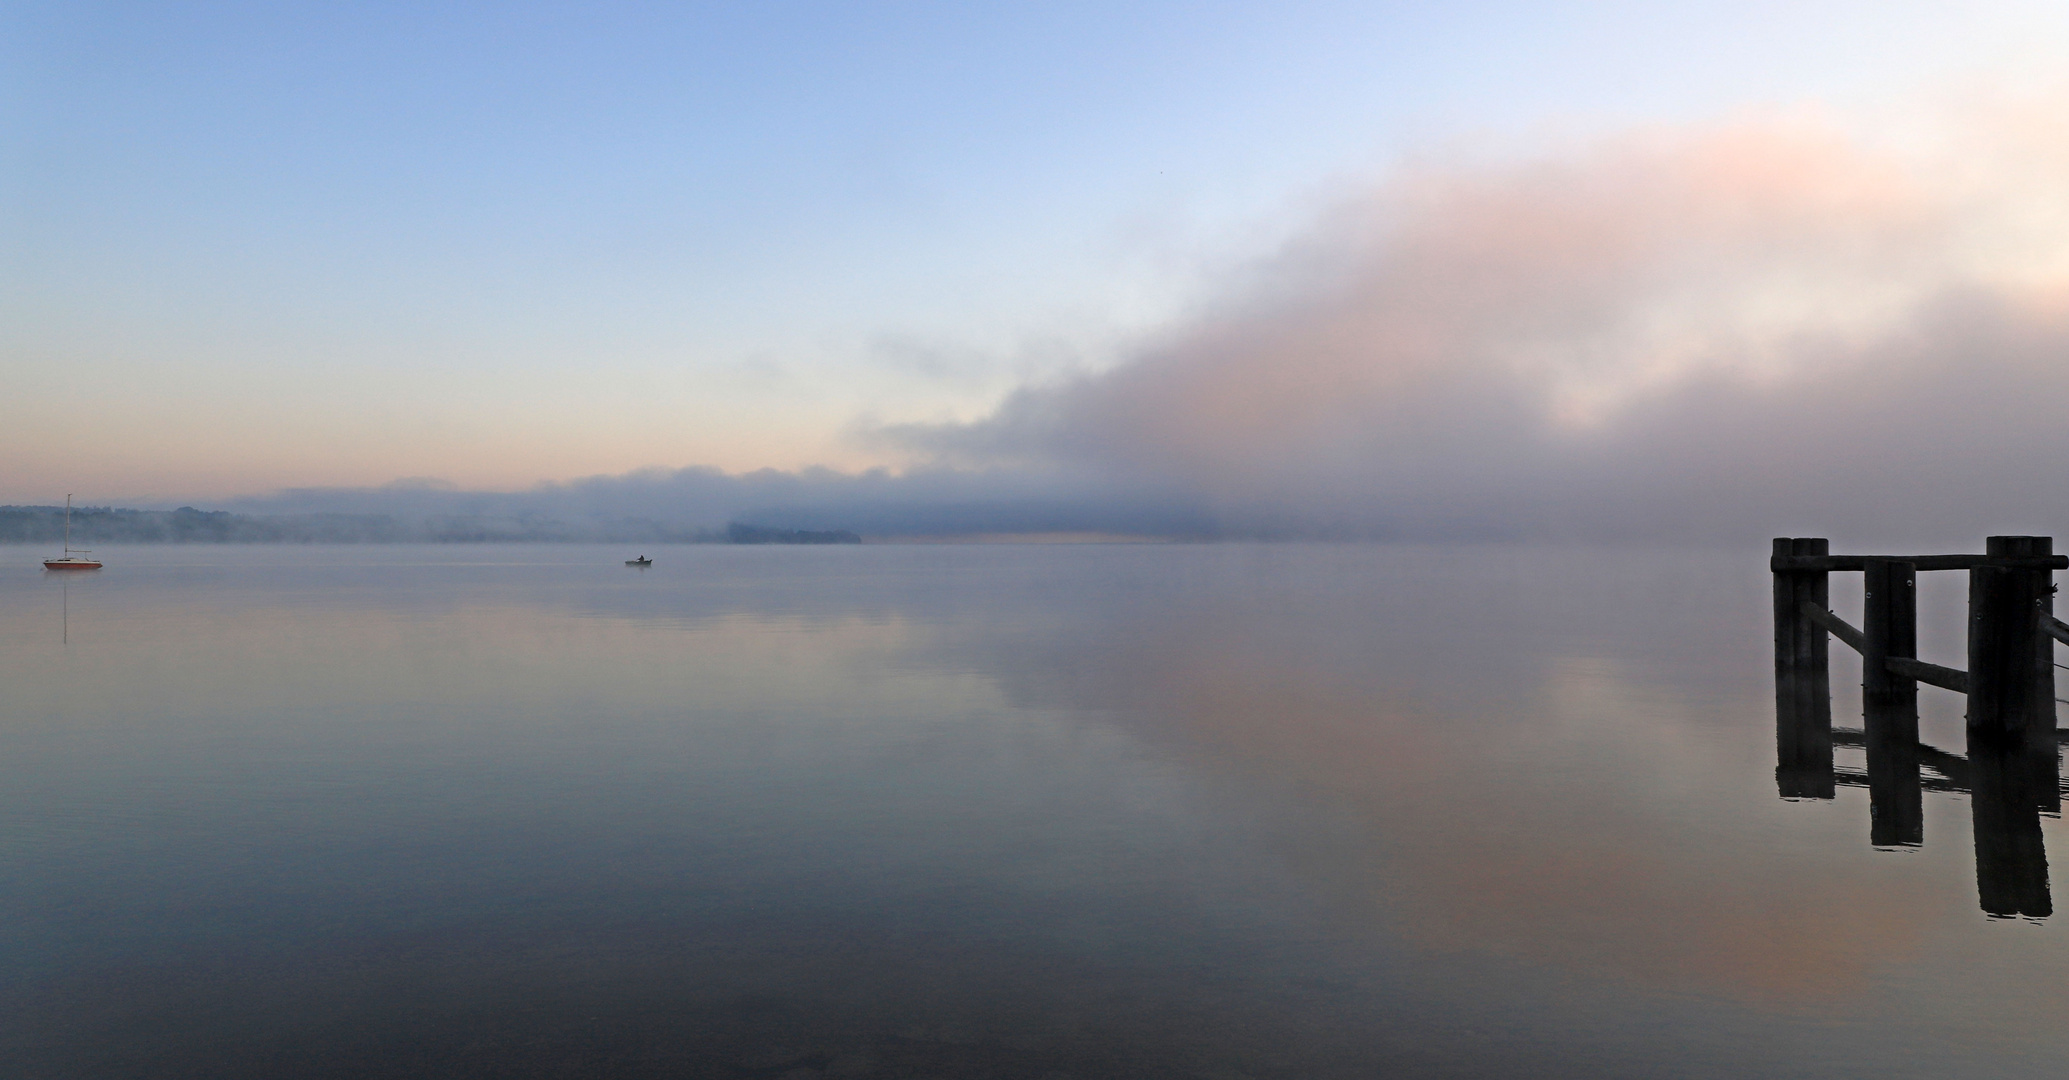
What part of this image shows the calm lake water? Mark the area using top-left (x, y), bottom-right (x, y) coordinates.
top-left (3, 543), bottom-right (2066, 1079)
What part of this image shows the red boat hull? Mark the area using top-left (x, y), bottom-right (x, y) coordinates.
top-left (43, 560), bottom-right (101, 570)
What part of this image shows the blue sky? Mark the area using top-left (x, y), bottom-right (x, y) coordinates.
top-left (7, 2), bottom-right (2069, 502)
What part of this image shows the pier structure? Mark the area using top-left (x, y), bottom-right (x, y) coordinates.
top-left (1773, 537), bottom-right (2068, 918)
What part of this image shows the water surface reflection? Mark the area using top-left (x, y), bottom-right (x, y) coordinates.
top-left (3, 545), bottom-right (2067, 1078)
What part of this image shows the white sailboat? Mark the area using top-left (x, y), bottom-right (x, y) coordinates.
top-left (43, 495), bottom-right (102, 570)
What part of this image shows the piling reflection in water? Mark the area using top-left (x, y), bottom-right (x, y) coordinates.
top-left (1970, 739), bottom-right (2055, 918)
top-left (22, 544), bottom-right (2069, 1076)
top-left (1783, 719), bottom-right (2064, 918)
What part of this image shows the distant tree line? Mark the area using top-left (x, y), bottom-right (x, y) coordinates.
top-left (0, 505), bottom-right (865, 544)
top-left (724, 523), bottom-right (863, 545)
top-left (0, 505), bottom-right (400, 543)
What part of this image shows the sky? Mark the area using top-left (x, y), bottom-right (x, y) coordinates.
top-left (9, 2), bottom-right (2069, 539)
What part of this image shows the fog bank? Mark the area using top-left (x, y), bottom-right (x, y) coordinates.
top-left (882, 107), bottom-right (2069, 547)
top-left (162, 104), bottom-right (2069, 546)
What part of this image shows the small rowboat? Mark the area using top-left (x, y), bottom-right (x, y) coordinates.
top-left (625, 556), bottom-right (652, 567)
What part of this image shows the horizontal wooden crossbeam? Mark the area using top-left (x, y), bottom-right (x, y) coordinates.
top-left (1771, 553), bottom-right (2069, 572)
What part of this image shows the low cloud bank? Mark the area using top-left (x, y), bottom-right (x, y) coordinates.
top-left (201, 103), bottom-right (2069, 544)
top-left (884, 105), bottom-right (2069, 546)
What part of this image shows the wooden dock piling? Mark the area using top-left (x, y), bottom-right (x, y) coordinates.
top-left (1773, 538), bottom-right (1833, 799)
top-left (1862, 559), bottom-right (1922, 847)
top-left (1969, 536), bottom-right (2055, 748)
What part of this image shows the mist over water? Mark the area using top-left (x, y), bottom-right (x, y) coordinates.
top-left (4, 544), bottom-right (2067, 1078)
top-left (123, 106), bottom-right (2069, 548)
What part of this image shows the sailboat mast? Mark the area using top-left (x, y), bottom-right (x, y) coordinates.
top-left (63, 495), bottom-right (71, 552)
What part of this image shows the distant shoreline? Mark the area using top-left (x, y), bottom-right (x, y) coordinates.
top-left (0, 506), bottom-right (859, 546)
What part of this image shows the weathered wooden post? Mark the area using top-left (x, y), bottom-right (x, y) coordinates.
top-left (2025, 538), bottom-right (2064, 816)
top-left (1862, 559), bottom-right (1922, 846)
top-left (1774, 537), bottom-right (1832, 798)
top-left (1969, 536), bottom-right (2055, 750)
top-left (1972, 536), bottom-right (2057, 915)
